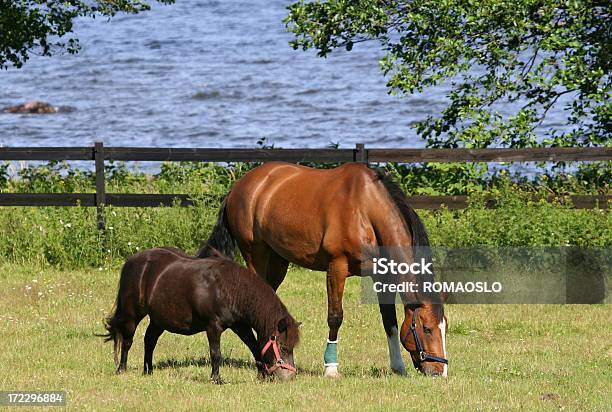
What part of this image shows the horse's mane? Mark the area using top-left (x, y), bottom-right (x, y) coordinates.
top-left (374, 168), bottom-right (445, 311)
top-left (374, 168), bottom-right (430, 247)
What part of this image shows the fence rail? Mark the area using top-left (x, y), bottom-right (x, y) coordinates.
top-left (1, 145), bottom-right (610, 162)
top-left (0, 193), bottom-right (608, 210)
top-left (1, 143), bottom-right (610, 229)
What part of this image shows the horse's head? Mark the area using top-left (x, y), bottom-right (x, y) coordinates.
top-left (400, 304), bottom-right (448, 377)
top-left (260, 316), bottom-right (300, 381)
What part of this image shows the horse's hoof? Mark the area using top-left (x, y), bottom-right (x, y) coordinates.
top-left (391, 367), bottom-right (407, 376)
top-left (323, 365), bottom-right (341, 379)
top-left (211, 377), bottom-right (225, 385)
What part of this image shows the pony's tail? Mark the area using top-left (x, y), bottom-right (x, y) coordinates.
top-left (198, 196), bottom-right (236, 259)
top-left (97, 297), bottom-right (123, 366)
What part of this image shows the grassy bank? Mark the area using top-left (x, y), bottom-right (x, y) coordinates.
top-left (1, 263), bottom-right (610, 411)
top-left (1, 197), bottom-right (609, 269)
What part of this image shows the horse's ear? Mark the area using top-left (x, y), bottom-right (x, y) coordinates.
top-left (278, 318), bottom-right (288, 333)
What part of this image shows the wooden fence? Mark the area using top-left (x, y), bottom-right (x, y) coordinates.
top-left (1, 143), bottom-right (610, 230)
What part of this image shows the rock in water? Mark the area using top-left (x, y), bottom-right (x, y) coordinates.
top-left (2, 101), bottom-right (58, 114)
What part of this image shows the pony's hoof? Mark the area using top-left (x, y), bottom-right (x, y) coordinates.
top-left (323, 365), bottom-right (341, 379)
top-left (211, 377), bottom-right (225, 385)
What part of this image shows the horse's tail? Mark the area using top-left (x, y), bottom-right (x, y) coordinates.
top-left (97, 263), bottom-right (131, 366)
top-left (98, 296), bottom-right (123, 367)
top-left (198, 196), bottom-right (236, 259)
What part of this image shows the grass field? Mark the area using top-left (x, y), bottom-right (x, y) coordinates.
top-left (1, 263), bottom-right (610, 411)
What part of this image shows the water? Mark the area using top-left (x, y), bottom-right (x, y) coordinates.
top-left (0, 0), bottom-right (567, 152)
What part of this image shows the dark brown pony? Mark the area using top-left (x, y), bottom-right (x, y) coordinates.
top-left (201, 162), bottom-right (448, 377)
top-left (101, 246), bottom-right (300, 383)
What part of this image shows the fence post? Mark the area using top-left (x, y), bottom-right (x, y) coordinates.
top-left (355, 143), bottom-right (368, 163)
top-left (94, 141), bottom-right (106, 231)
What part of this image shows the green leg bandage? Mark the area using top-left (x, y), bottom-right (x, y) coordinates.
top-left (324, 340), bottom-right (338, 366)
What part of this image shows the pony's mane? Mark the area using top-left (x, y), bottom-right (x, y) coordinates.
top-left (197, 244), bottom-right (231, 260)
top-left (158, 246), bottom-right (298, 342)
top-left (230, 266), bottom-right (300, 349)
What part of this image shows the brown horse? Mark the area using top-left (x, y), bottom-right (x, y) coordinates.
top-left (101, 246), bottom-right (300, 383)
top-left (201, 162), bottom-right (448, 377)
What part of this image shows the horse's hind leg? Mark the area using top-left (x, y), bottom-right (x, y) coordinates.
top-left (266, 250), bottom-right (289, 291)
top-left (324, 257), bottom-right (348, 378)
top-left (143, 322), bottom-right (164, 375)
top-left (117, 314), bottom-right (142, 374)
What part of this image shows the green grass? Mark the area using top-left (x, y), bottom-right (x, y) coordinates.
top-left (1, 263), bottom-right (610, 411)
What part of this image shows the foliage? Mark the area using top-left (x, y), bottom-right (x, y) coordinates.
top-left (0, 161), bottom-right (608, 269)
top-left (422, 184), bottom-right (611, 247)
top-left (286, 0), bottom-right (611, 149)
top-left (384, 161), bottom-right (611, 195)
top-left (0, 0), bottom-right (174, 69)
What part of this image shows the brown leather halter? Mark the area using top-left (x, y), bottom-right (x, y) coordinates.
top-left (260, 335), bottom-right (296, 374)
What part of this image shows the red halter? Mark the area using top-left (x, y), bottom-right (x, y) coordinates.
top-left (260, 335), bottom-right (296, 374)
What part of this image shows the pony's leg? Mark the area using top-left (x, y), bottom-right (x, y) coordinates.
top-left (266, 250), bottom-right (289, 291)
top-left (143, 322), bottom-right (164, 375)
top-left (206, 326), bottom-right (224, 384)
top-left (117, 319), bottom-right (138, 374)
top-left (377, 296), bottom-right (407, 375)
top-left (324, 257), bottom-right (348, 378)
top-left (231, 324), bottom-right (265, 377)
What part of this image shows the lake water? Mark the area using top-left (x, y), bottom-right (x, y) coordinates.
top-left (0, 0), bottom-right (568, 152)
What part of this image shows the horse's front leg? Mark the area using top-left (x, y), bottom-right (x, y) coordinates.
top-left (377, 297), bottom-right (407, 375)
top-left (324, 257), bottom-right (347, 378)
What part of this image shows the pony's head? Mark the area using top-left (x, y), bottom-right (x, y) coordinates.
top-left (259, 316), bottom-right (300, 381)
top-left (400, 304), bottom-right (448, 377)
